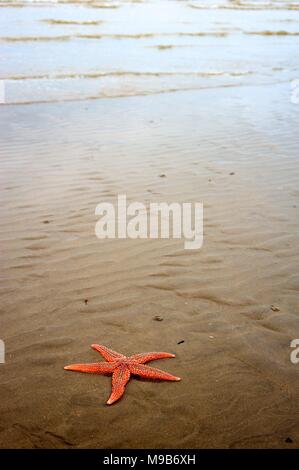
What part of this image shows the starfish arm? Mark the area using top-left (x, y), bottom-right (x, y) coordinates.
top-left (107, 366), bottom-right (131, 405)
top-left (130, 352), bottom-right (175, 364)
top-left (129, 363), bottom-right (181, 381)
top-left (91, 344), bottom-right (126, 362)
top-left (64, 362), bottom-right (115, 375)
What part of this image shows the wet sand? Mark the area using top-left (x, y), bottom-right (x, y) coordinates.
top-left (1, 0), bottom-right (299, 449)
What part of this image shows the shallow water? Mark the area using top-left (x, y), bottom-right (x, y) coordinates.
top-left (1, 0), bottom-right (299, 103)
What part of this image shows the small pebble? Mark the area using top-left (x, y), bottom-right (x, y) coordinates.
top-left (153, 315), bottom-right (163, 321)
top-left (84, 299), bottom-right (88, 305)
top-left (229, 172), bottom-right (235, 176)
top-left (159, 174), bottom-right (166, 178)
top-left (271, 305), bottom-right (280, 312)
top-left (43, 220), bottom-right (50, 224)
top-left (285, 437), bottom-right (293, 444)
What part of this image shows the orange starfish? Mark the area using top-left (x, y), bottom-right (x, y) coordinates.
top-left (64, 344), bottom-right (181, 405)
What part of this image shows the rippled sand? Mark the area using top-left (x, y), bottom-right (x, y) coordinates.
top-left (0, 0), bottom-right (299, 449)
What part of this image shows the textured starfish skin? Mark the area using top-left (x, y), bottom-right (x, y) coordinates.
top-left (64, 344), bottom-right (181, 405)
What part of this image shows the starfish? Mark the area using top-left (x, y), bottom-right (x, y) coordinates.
top-left (64, 344), bottom-right (181, 405)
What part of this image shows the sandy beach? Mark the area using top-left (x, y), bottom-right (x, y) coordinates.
top-left (1, 0), bottom-right (299, 449)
